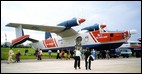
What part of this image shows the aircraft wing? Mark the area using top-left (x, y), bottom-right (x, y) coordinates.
top-left (6, 23), bottom-right (78, 37)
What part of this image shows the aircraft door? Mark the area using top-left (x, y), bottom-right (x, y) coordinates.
top-left (110, 33), bottom-right (113, 41)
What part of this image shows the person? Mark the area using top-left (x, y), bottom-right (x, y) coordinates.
top-left (101, 50), bottom-right (106, 59)
top-left (106, 50), bottom-right (110, 59)
top-left (60, 50), bottom-right (64, 59)
top-left (67, 50), bottom-right (71, 60)
top-left (37, 49), bottom-right (42, 60)
top-left (91, 49), bottom-right (96, 60)
top-left (48, 50), bottom-right (52, 58)
top-left (37, 49), bottom-right (40, 60)
top-left (39, 49), bottom-right (42, 60)
top-left (97, 50), bottom-right (100, 59)
top-left (25, 49), bottom-right (28, 56)
top-left (15, 50), bottom-right (21, 63)
top-left (56, 50), bottom-right (60, 59)
top-left (70, 50), bottom-right (74, 58)
top-left (7, 47), bottom-right (14, 64)
top-left (84, 47), bottom-right (91, 70)
top-left (81, 49), bottom-right (85, 59)
top-left (74, 48), bottom-right (81, 70)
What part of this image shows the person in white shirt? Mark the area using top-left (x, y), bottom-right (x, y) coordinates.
top-left (48, 50), bottom-right (52, 58)
top-left (56, 50), bottom-right (60, 59)
top-left (74, 48), bottom-right (81, 70)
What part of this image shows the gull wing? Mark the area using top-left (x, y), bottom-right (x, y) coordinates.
top-left (6, 23), bottom-right (78, 37)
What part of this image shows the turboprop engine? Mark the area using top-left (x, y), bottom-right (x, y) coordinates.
top-left (81, 23), bottom-right (100, 31)
top-left (81, 23), bottom-right (106, 32)
top-left (57, 18), bottom-right (85, 29)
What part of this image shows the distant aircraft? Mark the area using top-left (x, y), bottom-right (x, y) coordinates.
top-left (6, 18), bottom-right (137, 52)
top-left (117, 38), bottom-right (141, 57)
top-left (118, 41), bottom-right (141, 49)
top-left (118, 37), bottom-right (141, 51)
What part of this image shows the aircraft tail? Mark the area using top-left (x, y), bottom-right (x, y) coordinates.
top-left (10, 25), bottom-right (38, 47)
top-left (11, 25), bottom-right (28, 46)
top-left (45, 32), bottom-right (52, 39)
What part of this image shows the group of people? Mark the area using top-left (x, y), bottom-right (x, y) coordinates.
top-left (7, 47), bottom-right (95, 70)
top-left (34, 48), bottom-right (43, 60)
top-left (74, 47), bottom-right (95, 70)
top-left (56, 49), bottom-right (71, 60)
top-left (7, 47), bottom-right (21, 64)
top-left (96, 50), bottom-right (110, 59)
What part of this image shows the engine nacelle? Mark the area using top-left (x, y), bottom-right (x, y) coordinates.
top-left (57, 18), bottom-right (85, 29)
top-left (81, 23), bottom-right (100, 31)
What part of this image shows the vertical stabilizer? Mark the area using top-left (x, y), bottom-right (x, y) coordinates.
top-left (16, 25), bottom-right (24, 38)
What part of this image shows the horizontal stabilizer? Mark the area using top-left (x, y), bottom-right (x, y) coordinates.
top-left (12, 35), bottom-right (39, 47)
top-left (12, 35), bottom-right (30, 46)
top-left (28, 38), bottom-right (39, 42)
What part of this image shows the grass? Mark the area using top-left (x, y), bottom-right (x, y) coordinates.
top-left (1, 47), bottom-right (57, 60)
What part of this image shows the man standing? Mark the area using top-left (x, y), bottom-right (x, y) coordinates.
top-left (7, 47), bottom-right (14, 64)
top-left (84, 47), bottom-right (91, 70)
top-left (48, 50), bottom-right (52, 58)
top-left (74, 48), bottom-right (81, 70)
top-left (56, 50), bottom-right (60, 59)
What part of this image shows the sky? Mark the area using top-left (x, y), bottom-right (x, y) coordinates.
top-left (1, 1), bottom-right (141, 45)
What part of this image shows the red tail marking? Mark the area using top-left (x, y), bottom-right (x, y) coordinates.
top-left (43, 40), bottom-right (47, 48)
top-left (44, 38), bottom-right (56, 48)
top-left (54, 38), bottom-right (58, 47)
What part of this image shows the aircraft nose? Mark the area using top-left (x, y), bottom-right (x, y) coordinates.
top-left (78, 18), bottom-right (86, 24)
top-left (129, 29), bottom-right (137, 34)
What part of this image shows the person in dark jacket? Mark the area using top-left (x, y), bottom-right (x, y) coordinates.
top-left (84, 47), bottom-right (92, 70)
top-left (15, 50), bottom-right (21, 63)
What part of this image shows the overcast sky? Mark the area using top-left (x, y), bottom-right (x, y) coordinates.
top-left (1, 1), bottom-right (141, 44)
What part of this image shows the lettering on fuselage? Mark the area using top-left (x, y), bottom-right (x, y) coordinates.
top-left (46, 43), bottom-right (54, 46)
top-left (96, 36), bottom-right (108, 39)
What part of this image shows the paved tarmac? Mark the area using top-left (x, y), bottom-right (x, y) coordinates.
top-left (1, 57), bottom-right (141, 73)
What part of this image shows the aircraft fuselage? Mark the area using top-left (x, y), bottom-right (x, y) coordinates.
top-left (31, 30), bottom-right (130, 52)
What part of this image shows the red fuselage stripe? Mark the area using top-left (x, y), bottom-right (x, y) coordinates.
top-left (54, 38), bottom-right (58, 47)
top-left (89, 32), bottom-right (97, 42)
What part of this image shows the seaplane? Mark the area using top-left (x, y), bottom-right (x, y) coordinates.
top-left (6, 18), bottom-right (137, 52)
